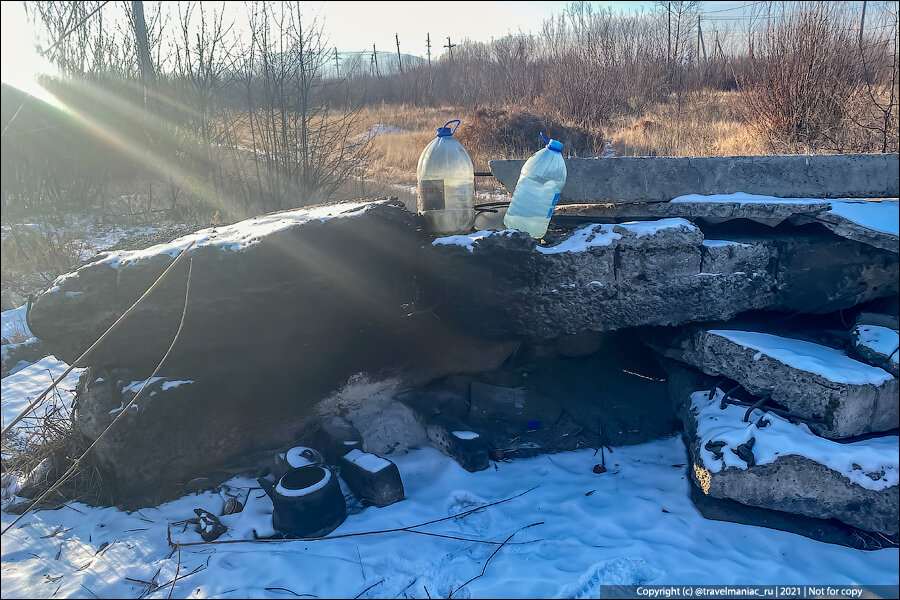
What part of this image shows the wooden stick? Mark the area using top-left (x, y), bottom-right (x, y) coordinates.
top-left (167, 544), bottom-right (181, 600)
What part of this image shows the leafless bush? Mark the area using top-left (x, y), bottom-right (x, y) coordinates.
top-left (736, 1), bottom-right (886, 153)
top-left (457, 106), bottom-right (600, 158)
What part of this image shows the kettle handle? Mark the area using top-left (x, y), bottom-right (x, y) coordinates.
top-left (257, 477), bottom-right (277, 501)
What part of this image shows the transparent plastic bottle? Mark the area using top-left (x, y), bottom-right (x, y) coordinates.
top-left (503, 136), bottom-right (567, 239)
top-left (417, 120), bottom-right (475, 235)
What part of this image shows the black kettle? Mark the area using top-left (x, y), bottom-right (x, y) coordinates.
top-left (258, 465), bottom-right (346, 538)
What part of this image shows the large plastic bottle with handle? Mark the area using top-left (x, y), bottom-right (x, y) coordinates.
top-left (417, 119), bottom-right (475, 235)
top-left (503, 135), bottom-right (567, 239)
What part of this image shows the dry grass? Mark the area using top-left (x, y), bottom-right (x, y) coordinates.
top-left (606, 90), bottom-right (767, 157)
top-left (350, 92), bottom-right (771, 189)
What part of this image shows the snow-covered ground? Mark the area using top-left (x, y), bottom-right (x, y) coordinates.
top-left (2, 436), bottom-right (897, 599)
top-left (2, 329), bottom-right (897, 598)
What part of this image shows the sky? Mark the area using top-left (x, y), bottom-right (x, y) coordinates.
top-left (0, 1), bottom-right (783, 96)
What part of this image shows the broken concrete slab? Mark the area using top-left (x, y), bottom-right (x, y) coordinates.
top-left (554, 196), bottom-right (899, 253)
top-left (800, 200), bottom-right (900, 253)
top-left (339, 449), bottom-right (404, 507)
top-left (425, 220), bottom-right (898, 341)
top-left (555, 197), bottom-right (831, 227)
top-left (851, 322), bottom-right (899, 378)
top-left (652, 327), bottom-right (898, 438)
top-left (490, 154), bottom-right (900, 203)
top-left (669, 365), bottom-right (899, 536)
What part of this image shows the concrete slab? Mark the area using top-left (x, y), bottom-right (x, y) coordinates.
top-left (490, 154), bottom-right (900, 203)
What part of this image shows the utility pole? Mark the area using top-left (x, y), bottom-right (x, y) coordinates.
top-left (426, 33), bottom-right (431, 65)
top-left (333, 47), bottom-right (340, 77)
top-left (372, 43), bottom-right (379, 76)
top-left (395, 33), bottom-right (403, 73)
top-left (696, 15), bottom-right (701, 65)
top-left (445, 36), bottom-right (455, 60)
top-left (699, 20), bottom-right (706, 61)
top-left (858, 0), bottom-right (867, 48)
top-left (667, 1), bottom-right (671, 67)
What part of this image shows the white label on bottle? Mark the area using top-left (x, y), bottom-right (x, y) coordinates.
top-left (547, 193), bottom-right (561, 218)
top-left (419, 179), bottom-right (445, 211)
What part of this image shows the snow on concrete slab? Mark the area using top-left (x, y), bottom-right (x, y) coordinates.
top-left (1, 356), bottom-right (82, 432)
top-left (618, 218), bottom-right (696, 237)
top-left (671, 192), bottom-right (832, 205)
top-left (708, 329), bottom-right (894, 386)
top-left (537, 219), bottom-right (696, 255)
top-left (702, 239), bottom-right (752, 248)
top-left (2, 438), bottom-right (897, 598)
top-left (433, 219), bottom-right (696, 255)
top-left (431, 229), bottom-right (517, 252)
top-left (692, 388), bottom-right (898, 491)
top-left (827, 200), bottom-right (900, 236)
top-left (344, 448), bottom-right (391, 473)
top-left (855, 324), bottom-right (900, 364)
top-left (88, 201), bottom-right (379, 269)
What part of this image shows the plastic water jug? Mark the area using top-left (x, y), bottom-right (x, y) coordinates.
top-left (503, 134), bottom-right (567, 238)
top-left (417, 120), bottom-right (475, 234)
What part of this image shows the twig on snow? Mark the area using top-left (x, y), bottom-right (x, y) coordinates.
top-left (353, 579), bottom-right (384, 599)
top-left (169, 485), bottom-right (540, 548)
top-left (449, 521), bottom-right (543, 598)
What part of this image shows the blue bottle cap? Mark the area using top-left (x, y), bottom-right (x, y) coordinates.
top-left (547, 139), bottom-right (563, 152)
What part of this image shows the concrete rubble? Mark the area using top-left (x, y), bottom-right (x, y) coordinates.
top-left (18, 196), bottom-right (900, 539)
top-left (668, 366), bottom-right (898, 535)
top-left (649, 326), bottom-right (899, 438)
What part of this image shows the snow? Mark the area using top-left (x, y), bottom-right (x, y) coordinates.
top-left (1, 356), bottom-right (83, 433)
top-left (619, 218), bottom-right (696, 238)
top-left (671, 192), bottom-right (831, 205)
top-left (1, 304), bottom-right (31, 343)
top-left (854, 325), bottom-right (900, 366)
top-left (356, 124), bottom-right (408, 139)
top-left (2, 438), bottom-right (897, 599)
top-left (345, 449), bottom-right (392, 473)
top-left (692, 389), bottom-right (898, 491)
top-left (431, 219), bottom-right (696, 255)
top-left (122, 378), bottom-right (164, 394)
top-left (85, 202), bottom-right (378, 270)
top-left (161, 380), bottom-right (192, 391)
top-left (274, 467), bottom-right (332, 497)
top-left (431, 230), bottom-right (516, 252)
top-left (708, 330), bottom-right (894, 386)
top-left (670, 193), bottom-right (899, 237)
top-left (284, 447), bottom-right (322, 469)
top-left (451, 431), bottom-right (480, 441)
top-left (702, 240), bottom-right (752, 248)
top-left (828, 200), bottom-right (900, 236)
